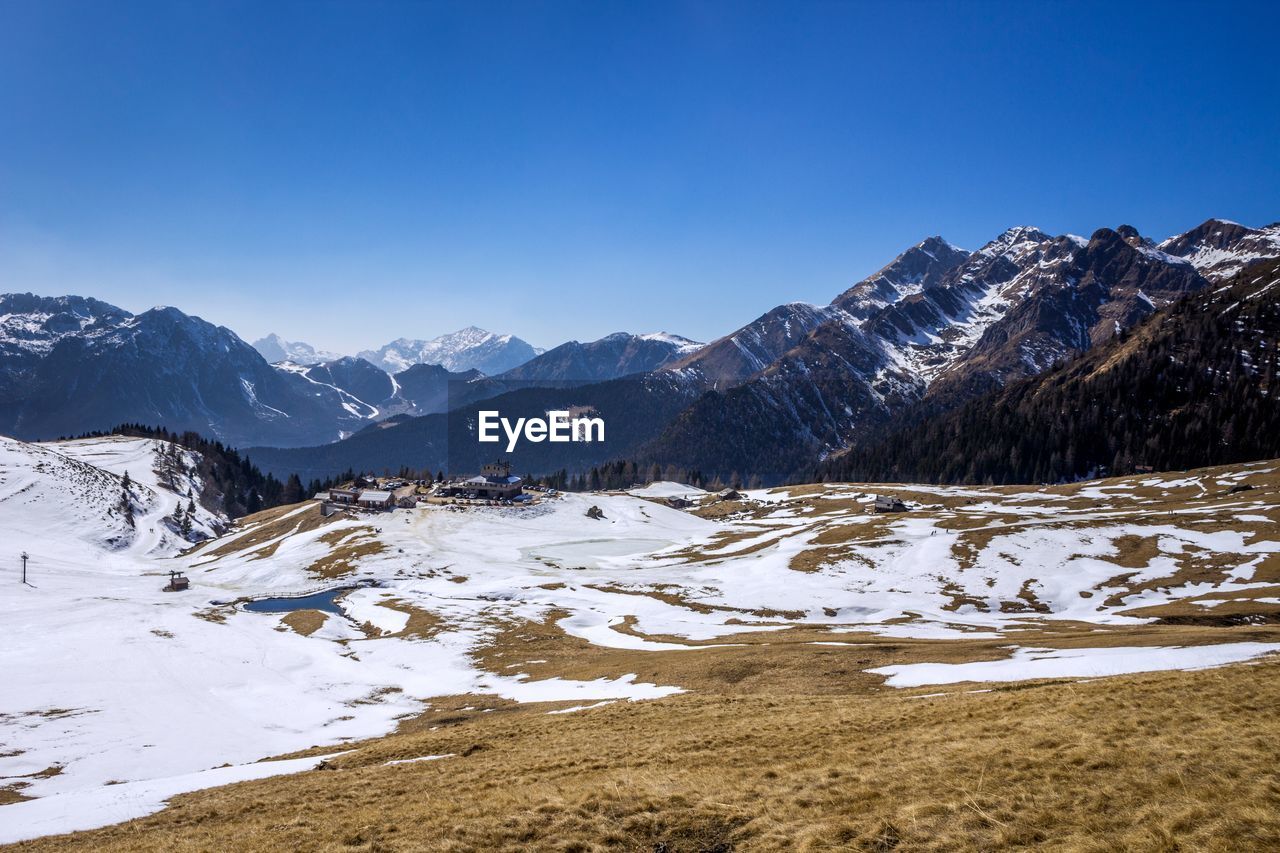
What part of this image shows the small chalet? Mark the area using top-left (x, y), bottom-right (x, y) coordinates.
top-left (665, 496), bottom-right (695, 509)
top-left (328, 487), bottom-right (360, 504)
top-left (357, 489), bottom-right (395, 510)
top-left (873, 495), bottom-right (908, 513)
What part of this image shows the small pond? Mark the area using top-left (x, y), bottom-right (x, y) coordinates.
top-left (243, 588), bottom-right (347, 615)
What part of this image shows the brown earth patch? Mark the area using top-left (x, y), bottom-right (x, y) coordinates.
top-left (280, 609), bottom-right (327, 637)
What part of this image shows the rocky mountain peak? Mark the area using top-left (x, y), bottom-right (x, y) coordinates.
top-left (833, 236), bottom-right (969, 317)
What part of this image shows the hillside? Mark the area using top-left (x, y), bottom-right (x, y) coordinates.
top-left (245, 370), bottom-right (705, 481)
top-left (2, 450), bottom-right (1279, 846)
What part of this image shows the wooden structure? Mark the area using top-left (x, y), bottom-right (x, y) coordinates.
top-left (665, 496), bottom-right (694, 509)
top-left (328, 487), bottom-right (360, 504)
top-left (165, 570), bottom-right (190, 591)
top-left (873, 495), bottom-right (908, 513)
top-left (356, 489), bottom-right (394, 510)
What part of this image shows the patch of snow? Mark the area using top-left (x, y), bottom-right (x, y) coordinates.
top-left (870, 642), bottom-right (1280, 687)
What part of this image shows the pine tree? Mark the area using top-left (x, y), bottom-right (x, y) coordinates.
top-left (120, 488), bottom-right (135, 528)
top-left (282, 473), bottom-right (303, 505)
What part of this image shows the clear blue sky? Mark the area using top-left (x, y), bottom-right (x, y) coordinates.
top-left (1, 1), bottom-right (1277, 353)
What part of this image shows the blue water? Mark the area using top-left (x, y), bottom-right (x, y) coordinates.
top-left (243, 588), bottom-right (345, 615)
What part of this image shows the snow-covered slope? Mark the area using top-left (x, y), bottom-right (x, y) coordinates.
top-left (358, 327), bottom-right (542, 374)
top-left (0, 435), bottom-right (224, 561)
top-left (2, 445), bottom-right (1279, 842)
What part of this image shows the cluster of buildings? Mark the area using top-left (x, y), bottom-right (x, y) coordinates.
top-left (322, 463), bottom-right (529, 512)
top-left (325, 481), bottom-right (418, 511)
top-left (437, 461), bottom-right (526, 502)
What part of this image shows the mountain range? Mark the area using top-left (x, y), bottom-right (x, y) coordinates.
top-left (356, 327), bottom-right (542, 374)
top-left (248, 217), bottom-right (1280, 482)
top-left (3, 217), bottom-right (1278, 483)
top-left (0, 296), bottom-right (706, 448)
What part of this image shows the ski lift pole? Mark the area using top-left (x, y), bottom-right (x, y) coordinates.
top-left (20, 551), bottom-right (28, 584)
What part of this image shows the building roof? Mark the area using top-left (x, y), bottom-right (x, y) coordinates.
top-left (456, 474), bottom-right (522, 487)
top-left (359, 490), bottom-right (392, 501)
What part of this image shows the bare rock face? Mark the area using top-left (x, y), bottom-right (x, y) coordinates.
top-left (1158, 218), bottom-right (1280, 282)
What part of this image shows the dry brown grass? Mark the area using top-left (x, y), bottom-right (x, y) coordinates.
top-left (279, 609), bottom-right (327, 637)
top-left (305, 527), bottom-right (386, 579)
top-left (189, 501), bottom-right (338, 562)
top-left (14, 655), bottom-right (1280, 852)
top-left (12, 462), bottom-right (1280, 850)
top-left (374, 599), bottom-right (446, 639)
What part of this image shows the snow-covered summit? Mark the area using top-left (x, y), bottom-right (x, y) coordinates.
top-left (500, 330), bottom-right (705, 382)
top-left (634, 331), bottom-right (704, 354)
top-left (0, 293), bottom-right (132, 356)
top-left (252, 333), bottom-right (341, 365)
top-left (832, 235), bottom-right (971, 318)
top-left (1158, 218), bottom-right (1280, 282)
top-left (358, 326), bottom-right (542, 375)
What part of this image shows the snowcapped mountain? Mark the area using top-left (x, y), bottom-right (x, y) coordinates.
top-left (0, 294), bottom-right (375, 448)
top-left (357, 326), bottom-right (542, 375)
top-left (645, 222), bottom-right (1218, 481)
top-left (251, 333), bottom-right (341, 365)
top-left (0, 293), bottom-right (132, 360)
top-left (827, 256), bottom-right (1280, 484)
top-left (857, 225), bottom-right (1058, 386)
top-left (248, 217), bottom-right (1266, 483)
top-left (833, 235), bottom-right (971, 318)
top-left (920, 225), bottom-right (1207, 401)
top-left (498, 331), bottom-right (703, 383)
top-left (274, 356), bottom-right (495, 420)
top-left (6, 215), bottom-right (1274, 479)
top-left (1157, 218), bottom-right (1280, 281)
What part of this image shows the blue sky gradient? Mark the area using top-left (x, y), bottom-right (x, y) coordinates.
top-left (1, 0), bottom-right (1277, 352)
